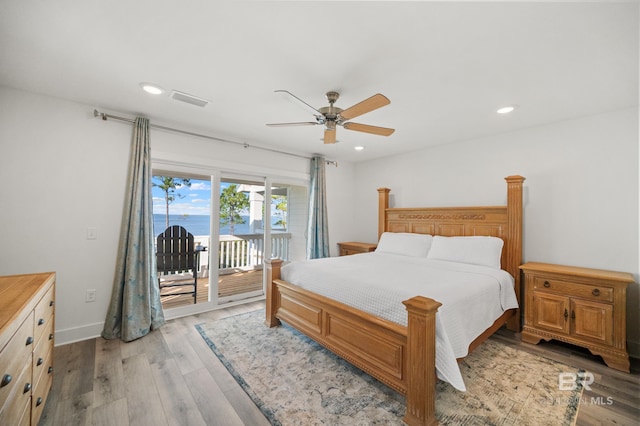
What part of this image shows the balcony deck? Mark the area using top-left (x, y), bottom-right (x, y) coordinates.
top-left (160, 269), bottom-right (263, 310)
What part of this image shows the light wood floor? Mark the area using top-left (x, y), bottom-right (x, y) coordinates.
top-left (40, 301), bottom-right (639, 426)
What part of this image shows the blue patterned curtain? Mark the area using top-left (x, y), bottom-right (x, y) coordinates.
top-left (306, 155), bottom-right (330, 259)
top-left (102, 117), bottom-right (165, 342)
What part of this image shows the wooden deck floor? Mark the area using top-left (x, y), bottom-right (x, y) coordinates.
top-left (160, 269), bottom-right (263, 310)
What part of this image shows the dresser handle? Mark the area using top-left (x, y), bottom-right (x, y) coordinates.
top-left (49, 333), bottom-right (54, 340)
top-left (37, 357), bottom-right (44, 366)
top-left (564, 308), bottom-right (568, 320)
top-left (543, 281), bottom-right (550, 288)
top-left (38, 318), bottom-right (45, 326)
top-left (1, 374), bottom-right (12, 387)
top-left (592, 288), bottom-right (600, 296)
top-left (23, 382), bottom-right (31, 393)
top-left (49, 300), bottom-right (55, 307)
top-left (571, 310), bottom-right (576, 319)
top-left (36, 397), bottom-right (43, 407)
top-left (25, 336), bottom-right (34, 346)
top-left (48, 366), bottom-right (54, 374)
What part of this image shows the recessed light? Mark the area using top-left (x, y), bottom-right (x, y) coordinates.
top-left (497, 106), bottom-right (516, 114)
top-left (354, 146), bottom-right (364, 151)
top-left (140, 82), bottom-right (165, 95)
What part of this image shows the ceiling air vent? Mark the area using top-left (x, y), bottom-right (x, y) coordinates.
top-left (170, 90), bottom-right (209, 107)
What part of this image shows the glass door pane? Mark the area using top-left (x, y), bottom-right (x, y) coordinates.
top-left (152, 174), bottom-right (212, 309)
top-left (217, 179), bottom-right (266, 304)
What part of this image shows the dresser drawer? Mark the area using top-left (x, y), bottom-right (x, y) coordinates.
top-left (0, 356), bottom-right (32, 425)
top-left (31, 350), bottom-right (53, 426)
top-left (33, 285), bottom-right (55, 345)
top-left (532, 277), bottom-right (613, 302)
top-left (33, 320), bottom-right (53, 385)
top-left (0, 313), bottom-right (34, 409)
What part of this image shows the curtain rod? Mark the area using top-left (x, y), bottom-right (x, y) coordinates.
top-left (93, 109), bottom-right (315, 161)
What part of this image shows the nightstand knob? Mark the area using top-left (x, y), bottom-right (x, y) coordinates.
top-left (564, 308), bottom-right (568, 320)
top-left (543, 281), bottom-right (551, 288)
top-left (592, 288), bottom-right (600, 296)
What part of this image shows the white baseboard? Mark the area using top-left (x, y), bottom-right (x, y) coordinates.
top-left (54, 322), bottom-right (104, 346)
top-left (53, 296), bottom-right (266, 346)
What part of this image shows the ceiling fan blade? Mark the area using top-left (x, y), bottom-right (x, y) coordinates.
top-left (275, 90), bottom-right (324, 117)
top-left (324, 128), bottom-right (337, 144)
top-left (342, 122), bottom-right (395, 136)
top-left (266, 122), bottom-right (318, 127)
top-left (339, 93), bottom-right (390, 120)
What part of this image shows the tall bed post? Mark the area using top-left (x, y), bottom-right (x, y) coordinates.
top-left (403, 296), bottom-right (442, 426)
top-left (378, 187), bottom-right (390, 240)
top-left (264, 258), bottom-right (283, 327)
top-left (505, 175), bottom-right (525, 332)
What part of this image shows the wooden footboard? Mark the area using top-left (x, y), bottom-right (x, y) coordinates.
top-left (265, 258), bottom-right (441, 426)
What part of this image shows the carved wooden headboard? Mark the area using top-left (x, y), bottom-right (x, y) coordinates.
top-left (377, 175), bottom-right (525, 330)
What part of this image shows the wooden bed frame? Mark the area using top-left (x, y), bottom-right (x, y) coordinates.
top-left (265, 175), bottom-right (525, 426)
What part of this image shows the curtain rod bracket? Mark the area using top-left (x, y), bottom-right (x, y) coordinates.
top-left (93, 109), bottom-right (107, 120)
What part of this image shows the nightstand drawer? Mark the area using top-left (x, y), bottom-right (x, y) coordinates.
top-left (337, 242), bottom-right (377, 256)
top-left (532, 277), bottom-right (613, 302)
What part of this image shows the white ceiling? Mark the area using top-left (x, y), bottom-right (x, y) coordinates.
top-left (1, 1), bottom-right (637, 162)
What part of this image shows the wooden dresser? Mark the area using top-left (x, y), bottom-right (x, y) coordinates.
top-left (337, 242), bottom-right (377, 256)
top-left (520, 262), bottom-right (633, 372)
top-left (0, 272), bottom-right (56, 425)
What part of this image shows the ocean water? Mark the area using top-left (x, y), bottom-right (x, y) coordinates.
top-left (153, 214), bottom-right (284, 236)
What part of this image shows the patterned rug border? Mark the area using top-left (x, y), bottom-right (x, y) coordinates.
top-left (196, 313), bottom-right (282, 426)
top-left (196, 309), bottom-right (584, 425)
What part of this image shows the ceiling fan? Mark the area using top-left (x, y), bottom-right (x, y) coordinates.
top-left (266, 90), bottom-right (395, 144)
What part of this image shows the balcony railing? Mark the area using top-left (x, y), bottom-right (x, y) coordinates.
top-left (193, 233), bottom-right (290, 273)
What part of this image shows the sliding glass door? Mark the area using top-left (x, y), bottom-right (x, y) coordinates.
top-left (151, 165), bottom-right (305, 314)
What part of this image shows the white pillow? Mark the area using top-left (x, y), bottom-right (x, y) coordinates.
top-left (375, 232), bottom-right (433, 257)
top-left (426, 235), bottom-right (504, 269)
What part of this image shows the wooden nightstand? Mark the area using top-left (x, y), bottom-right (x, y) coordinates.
top-left (337, 242), bottom-right (377, 256)
top-left (520, 262), bottom-right (633, 372)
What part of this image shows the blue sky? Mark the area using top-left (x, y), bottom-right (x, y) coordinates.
top-left (152, 178), bottom-right (283, 217)
top-left (152, 177), bottom-right (212, 216)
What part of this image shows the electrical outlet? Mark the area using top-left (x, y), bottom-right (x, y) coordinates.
top-left (85, 289), bottom-right (96, 302)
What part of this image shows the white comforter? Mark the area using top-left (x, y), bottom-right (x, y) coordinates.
top-left (280, 252), bottom-right (519, 391)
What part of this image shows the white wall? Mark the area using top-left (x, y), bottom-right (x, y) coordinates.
top-left (352, 107), bottom-right (639, 356)
top-left (325, 160), bottom-right (358, 257)
top-left (0, 86), bottom-right (309, 344)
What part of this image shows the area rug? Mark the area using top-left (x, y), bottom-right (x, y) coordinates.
top-left (196, 310), bottom-right (583, 425)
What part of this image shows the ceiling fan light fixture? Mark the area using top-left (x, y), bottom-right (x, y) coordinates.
top-left (268, 90), bottom-right (394, 144)
top-left (139, 82), bottom-right (165, 95)
top-left (497, 105), bottom-right (517, 114)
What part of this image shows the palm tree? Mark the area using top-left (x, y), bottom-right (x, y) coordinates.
top-left (272, 194), bottom-right (287, 228)
top-left (152, 176), bottom-right (191, 228)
